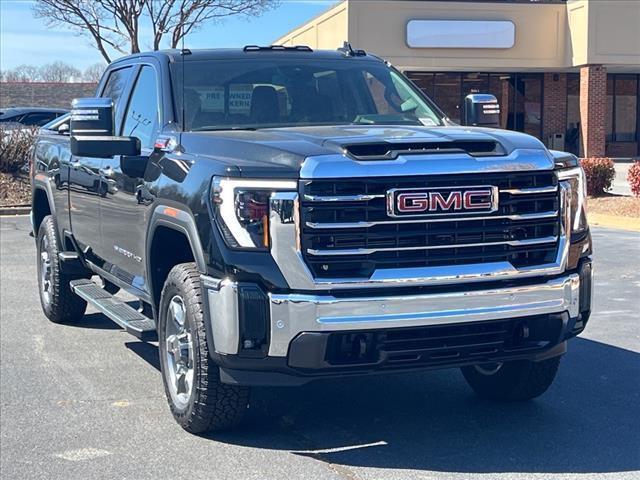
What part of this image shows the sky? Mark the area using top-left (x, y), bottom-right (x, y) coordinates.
top-left (0, 0), bottom-right (337, 72)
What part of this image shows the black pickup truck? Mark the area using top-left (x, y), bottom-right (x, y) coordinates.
top-left (30, 45), bottom-right (592, 433)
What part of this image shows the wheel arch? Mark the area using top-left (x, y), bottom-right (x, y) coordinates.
top-left (146, 206), bottom-right (207, 311)
top-left (31, 183), bottom-right (54, 237)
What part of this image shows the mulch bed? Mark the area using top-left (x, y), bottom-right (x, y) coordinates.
top-left (0, 172), bottom-right (31, 207)
top-left (588, 195), bottom-right (640, 218)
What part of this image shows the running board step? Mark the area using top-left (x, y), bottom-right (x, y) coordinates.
top-left (70, 279), bottom-right (157, 341)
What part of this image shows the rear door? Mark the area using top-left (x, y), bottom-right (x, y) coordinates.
top-left (68, 66), bottom-right (134, 255)
top-left (99, 64), bottom-right (161, 292)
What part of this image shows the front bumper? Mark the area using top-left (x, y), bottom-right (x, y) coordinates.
top-left (204, 261), bottom-right (592, 385)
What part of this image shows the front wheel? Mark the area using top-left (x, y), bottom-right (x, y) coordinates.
top-left (36, 216), bottom-right (87, 323)
top-left (461, 356), bottom-right (561, 401)
top-left (158, 263), bottom-right (250, 433)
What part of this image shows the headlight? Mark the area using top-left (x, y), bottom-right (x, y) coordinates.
top-left (211, 177), bottom-right (297, 249)
top-left (557, 166), bottom-right (587, 234)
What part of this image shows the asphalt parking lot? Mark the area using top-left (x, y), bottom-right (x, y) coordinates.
top-left (1, 215), bottom-right (639, 480)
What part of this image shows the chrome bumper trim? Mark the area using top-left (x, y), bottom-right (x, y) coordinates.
top-left (303, 193), bottom-right (385, 202)
top-left (268, 273), bottom-right (580, 357)
top-left (502, 185), bottom-right (558, 195)
top-left (305, 210), bottom-right (559, 229)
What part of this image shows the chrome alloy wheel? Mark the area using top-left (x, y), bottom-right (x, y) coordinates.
top-left (474, 362), bottom-right (503, 376)
top-left (39, 235), bottom-right (52, 308)
top-left (164, 295), bottom-right (195, 410)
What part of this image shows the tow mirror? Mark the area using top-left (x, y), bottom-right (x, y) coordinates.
top-left (70, 97), bottom-right (141, 158)
top-left (70, 97), bottom-right (114, 137)
top-left (463, 94), bottom-right (500, 128)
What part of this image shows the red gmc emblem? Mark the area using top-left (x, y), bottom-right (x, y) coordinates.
top-left (388, 186), bottom-right (498, 217)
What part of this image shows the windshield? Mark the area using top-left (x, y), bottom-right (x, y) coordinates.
top-left (171, 58), bottom-right (443, 131)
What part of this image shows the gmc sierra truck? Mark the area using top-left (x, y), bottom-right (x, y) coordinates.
top-left (30, 45), bottom-right (592, 433)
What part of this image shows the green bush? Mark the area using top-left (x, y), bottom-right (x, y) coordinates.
top-left (580, 157), bottom-right (615, 196)
top-left (0, 125), bottom-right (39, 174)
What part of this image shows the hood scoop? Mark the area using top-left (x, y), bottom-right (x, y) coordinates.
top-left (343, 140), bottom-right (505, 160)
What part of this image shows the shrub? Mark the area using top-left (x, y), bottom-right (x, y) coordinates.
top-left (0, 125), bottom-right (39, 174)
top-left (580, 157), bottom-right (615, 196)
top-left (628, 161), bottom-right (640, 197)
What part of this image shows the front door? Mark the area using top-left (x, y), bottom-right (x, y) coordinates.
top-left (100, 64), bottom-right (161, 293)
top-left (69, 66), bottom-right (133, 256)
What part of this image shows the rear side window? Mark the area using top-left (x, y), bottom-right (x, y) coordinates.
top-left (101, 67), bottom-right (133, 116)
top-left (0, 114), bottom-right (22, 123)
top-left (121, 66), bottom-right (159, 148)
top-left (21, 112), bottom-right (59, 126)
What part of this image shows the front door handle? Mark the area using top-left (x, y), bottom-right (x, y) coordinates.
top-left (99, 166), bottom-right (114, 178)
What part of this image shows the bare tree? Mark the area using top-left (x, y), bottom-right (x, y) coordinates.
top-left (3, 65), bottom-right (41, 82)
top-left (39, 61), bottom-right (82, 82)
top-left (146, 0), bottom-right (274, 50)
top-left (33, 0), bottom-right (276, 64)
top-left (84, 63), bottom-right (107, 83)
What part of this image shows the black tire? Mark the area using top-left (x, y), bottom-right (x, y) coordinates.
top-left (461, 356), bottom-right (561, 402)
top-left (158, 263), bottom-right (250, 433)
top-left (36, 216), bottom-right (87, 323)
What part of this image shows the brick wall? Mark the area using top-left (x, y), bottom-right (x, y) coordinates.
top-left (542, 73), bottom-right (567, 148)
top-left (0, 82), bottom-right (98, 110)
top-left (579, 65), bottom-right (607, 158)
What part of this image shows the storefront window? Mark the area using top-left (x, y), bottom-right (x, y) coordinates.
top-left (566, 74), bottom-right (581, 156)
top-left (433, 73), bottom-right (462, 123)
top-left (514, 74), bottom-right (542, 138)
top-left (405, 71), bottom-right (544, 140)
top-left (614, 75), bottom-right (638, 142)
top-left (462, 73), bottom-right (488, 98)
top-left (606, 78), bottom-right (614, 142)
top-left (406, 72), bottom-right (434, 98)
top-left (488, 74), bottom-right (511, 129)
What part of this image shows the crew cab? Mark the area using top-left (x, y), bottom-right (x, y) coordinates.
top-left (30, 45), bottom-right (592, 433)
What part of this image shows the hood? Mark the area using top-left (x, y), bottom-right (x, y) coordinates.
top-left (180, 124), bottom-right (548, 176)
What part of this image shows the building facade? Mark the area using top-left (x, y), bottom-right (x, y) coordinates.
top-left (275, 0), bottom-right (640, 158)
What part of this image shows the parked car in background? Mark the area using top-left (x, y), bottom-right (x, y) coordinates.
top-left (0, 107), bottom-right (67, 127)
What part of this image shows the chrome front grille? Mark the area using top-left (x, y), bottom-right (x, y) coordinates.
top-left (299, 172), bottom-right (561, 278)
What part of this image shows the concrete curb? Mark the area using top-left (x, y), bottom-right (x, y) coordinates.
top-left (588, 212), bottom-right (640, 232)
top-left (0, 205), bottom-right (30, 216)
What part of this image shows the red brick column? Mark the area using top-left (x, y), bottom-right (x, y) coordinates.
top-left (579, 65), bottom-right (607, 158)
top-left (542, 73), bottom-right (567, 147)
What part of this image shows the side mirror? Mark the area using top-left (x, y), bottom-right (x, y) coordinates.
top-left (70, 97), bottom-right (141, 158)
top-left (70, 97), bottom-right (114, 137)
top-left (463, 94), bottom-right (500, 128)
top-left (58, 123), bottom-right (69, 135)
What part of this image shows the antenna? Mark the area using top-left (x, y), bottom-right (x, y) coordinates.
top-left (181, 32), bottom-right (186, 131)
top-left (179, 31), bottom-right (192, 130)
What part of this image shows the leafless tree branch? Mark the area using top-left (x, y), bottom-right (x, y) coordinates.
top-left (33, 0), bottom-right (278, 64)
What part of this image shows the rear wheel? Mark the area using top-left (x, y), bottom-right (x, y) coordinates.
top-left (158, 263), bottom-right (250, 433)
top-left (461, 356), bottom-right (561, 401)
top-left (36, 216), bottom-right (87, 323)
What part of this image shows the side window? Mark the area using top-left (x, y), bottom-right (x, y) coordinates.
top-left (121, 66), bottom-right (159, 148)
top-left (101, 67), bottom-right (133, 117)
top-left (21, 112), bottom-right (57, 126)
